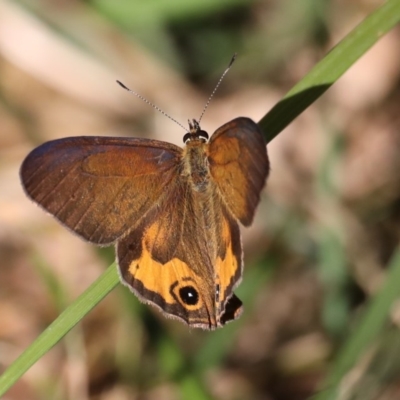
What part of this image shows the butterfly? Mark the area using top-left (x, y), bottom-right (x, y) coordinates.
top-left (20, 59), bottom-right (269, 330)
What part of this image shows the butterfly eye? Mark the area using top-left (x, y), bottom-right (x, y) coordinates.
top-left (179, 286), bottom-right (199, 305)
top-left (183, 133), bottom-right (191, 144)
top-left (198, 130), bottom-right (209, 141)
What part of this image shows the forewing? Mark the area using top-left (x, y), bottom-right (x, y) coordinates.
top-left (20, 136), bottom-right (182, 245)
top-left (208, 117), bottom-right (269, 226)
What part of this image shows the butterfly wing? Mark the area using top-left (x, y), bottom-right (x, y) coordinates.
top-left (117, 177), bottom-right (243, 329)
top-left (207, 117), bottom-right (269, 226)
top-left (213, 202), bottom-right (244, 325)
top-left (20, 136), bottom-right (182, 245)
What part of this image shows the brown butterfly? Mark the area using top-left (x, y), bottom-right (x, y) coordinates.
top-left (20, 60), bottom-right (269, 330)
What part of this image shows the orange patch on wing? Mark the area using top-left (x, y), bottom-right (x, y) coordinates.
top-left (216, 217), bottom-right (240, 300)
top-left (143, 220), bottom-right (166, 246)
top-left (216, 245), bottom-right (239, 300)
top-left (128, 243), bottom-right (205, 312)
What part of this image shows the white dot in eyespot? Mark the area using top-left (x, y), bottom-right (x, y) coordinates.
top-left (179, 285), bottom-right (199, 305)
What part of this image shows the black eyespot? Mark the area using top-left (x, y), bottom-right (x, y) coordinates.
top-left (179, 285), bottom-right (199, 305)
top-left (198, 130), bottom-right (209, 141)
top-left (183, 133), bottom-right (191, 144)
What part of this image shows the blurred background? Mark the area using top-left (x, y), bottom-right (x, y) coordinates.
top-left (1, 0), bottom-right (400, 399)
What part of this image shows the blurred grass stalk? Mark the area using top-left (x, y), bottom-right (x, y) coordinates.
top-left (0, 0), bottom-right (400, 398)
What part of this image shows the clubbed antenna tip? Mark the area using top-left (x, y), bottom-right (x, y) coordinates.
top-left (228, 53), bottom-right (237, 68)
top-left (197, 53), bottom-right (237, 124)
top-left (116, 80), bottom-right (188, 132)
top-left (116, 80), bottom-right (129, 90)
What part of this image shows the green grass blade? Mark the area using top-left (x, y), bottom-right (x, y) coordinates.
top-left (0, 263), bottom-right (119, 397)
top-left (314, 247), bottom-right (400, 400)
top-left (259, 0), bottom-right (400, 143)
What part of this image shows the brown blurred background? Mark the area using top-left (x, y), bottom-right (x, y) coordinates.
top-left (1, 0), bottom-right (400, 399)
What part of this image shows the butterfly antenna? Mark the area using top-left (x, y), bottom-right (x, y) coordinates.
top-left (197, 53), bottom-right (237, 124)
top-left (116, 80), bottom-right (188, 132)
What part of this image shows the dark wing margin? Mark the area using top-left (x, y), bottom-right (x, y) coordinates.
top-left (208, 117), bottom-right (269, 226)
top-left (20, 136), bottom-right (182, 245)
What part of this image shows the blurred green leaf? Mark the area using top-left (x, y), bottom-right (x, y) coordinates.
top-left (92, 0), bottom-right (250, 27)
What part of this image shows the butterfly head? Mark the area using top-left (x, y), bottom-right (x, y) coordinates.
top-left (183, 119), bottom-right (209, 144)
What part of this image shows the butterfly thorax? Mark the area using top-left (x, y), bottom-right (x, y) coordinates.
top-left (182, 140), bottom-right (211, 192)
